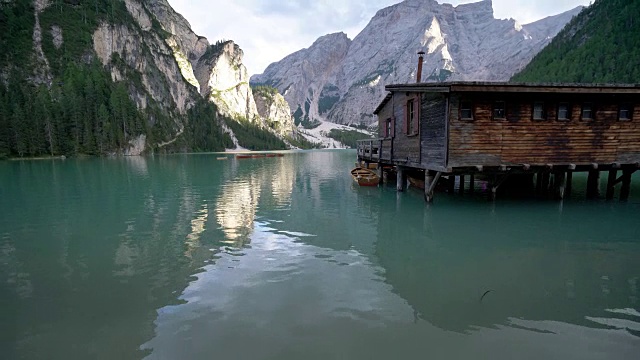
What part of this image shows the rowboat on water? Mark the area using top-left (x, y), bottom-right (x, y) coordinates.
top-left (351, 167), bottom-right (380, 187)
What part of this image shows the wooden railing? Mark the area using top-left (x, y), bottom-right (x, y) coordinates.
top-left (357, 139), bottom-right (381, 161)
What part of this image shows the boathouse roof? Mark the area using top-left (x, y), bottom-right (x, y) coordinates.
top-left (373, 82), bottom-right (640, 114)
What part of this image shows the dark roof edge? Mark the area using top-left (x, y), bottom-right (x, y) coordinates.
top-left (373, 93), bottom-right (392, 115)
top-left (385, 81), bottom-right (640, 91)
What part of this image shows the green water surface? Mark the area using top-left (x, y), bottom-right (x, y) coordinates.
top-left (1, 150), bottom-right (639, 359)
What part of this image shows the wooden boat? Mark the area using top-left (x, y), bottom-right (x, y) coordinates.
top-left (351, 167), bottom-right (380, 187)
top-left (235, 154), bottom-right (253, 159)
top-left (216, 157), bottom-right (228, 160)
top-left (354, 162), bottom-right (378, 170)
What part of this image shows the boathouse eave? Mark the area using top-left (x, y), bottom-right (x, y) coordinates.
top-left (373, 93), bottom-right (392, 115)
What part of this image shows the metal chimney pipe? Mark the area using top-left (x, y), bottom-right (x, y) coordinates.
top-left (416, 51), bottom-right (425, 83)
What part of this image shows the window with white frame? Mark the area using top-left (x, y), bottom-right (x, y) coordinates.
top-left (460, 100), bottom-right (473, 120)
top-left (557, 103), bottom-right (570, 121)
top-left (493, 101), bottom-right (506, 120)
top-left (533, 101), bottom-right (545, 120)
top-left (581, 103), bottom-right (594, 120)
top-left (619, 104), bottom-right (632, 121)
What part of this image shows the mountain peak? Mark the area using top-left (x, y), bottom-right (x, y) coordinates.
top-left (254, 0), bottom-right (577, 126)
top-left (455, 0), bottom-right (494, 18)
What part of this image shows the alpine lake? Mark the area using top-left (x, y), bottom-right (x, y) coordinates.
top-left (1, 150), bottom-right (639, 359)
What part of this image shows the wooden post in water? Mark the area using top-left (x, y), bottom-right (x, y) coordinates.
top-left (459, 175), bottom-right (465, 195)
top-left (620, 169), bottom-right (633, 201)
top-left (606, 169), bottom-right (617, 200)
top-left (554, 171), bottom-right (567, 200)
top-left (469, 174), bottom-right (475, 194)
top-left (397, 167), bottom-right (406, 192)
top-left (425, 171), bottom-right (438, 203)
top-left (566, 171), bottom-right (573, 197)
top-left (587, 169), bottom-right (600, 199)
top-left (447, 175), bottom-right (455, 194)
top-left (541, 172), bottom-right (551, 194)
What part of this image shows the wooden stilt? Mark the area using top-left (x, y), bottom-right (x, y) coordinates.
top-left (606, 169), bottom-right (617, 200)
top-left (459, 175), bottom-right (465, 195)
top-left (566, 172), bottom-right (573, 197)
top-left (397, 167), bottom-right (406, 192)
top-left (620, 169), bottom-right (633, 201)
top-left (541, 172), bottom-right (551, 193)
top-left (554, 171), bottom-right (567, 200)
top-left (469, 174), bottom-right (475, 194)
top-left (489, 174), bottom-right (510, 202)
top-left (424, 171), bottom-right (441, 203)
top-left (587, 170), bottom-right (600, 199)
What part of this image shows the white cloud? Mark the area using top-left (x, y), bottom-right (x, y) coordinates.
top-left (166, 0), bottom-right (591, 76)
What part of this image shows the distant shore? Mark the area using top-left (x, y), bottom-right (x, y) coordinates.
top-left (5, 155), bottom-right (67, 161)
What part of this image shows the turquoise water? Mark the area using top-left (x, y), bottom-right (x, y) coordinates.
top-left (1, 150), bottom-right (639, 359)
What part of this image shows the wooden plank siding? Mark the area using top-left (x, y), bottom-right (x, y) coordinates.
top-left (420, 93), bottom-right (448, 169)
top-left (390, 92), bottom-right (420, 165)
top-left (377, 96), bottom-right (395, 161)
top-left (448, 92), bottom-right (640, 167)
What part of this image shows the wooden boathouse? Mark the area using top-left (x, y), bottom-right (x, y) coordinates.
top-left (357, 81), bottom-right (640, 202)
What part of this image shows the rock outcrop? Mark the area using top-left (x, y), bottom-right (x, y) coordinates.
top-left (251, 0), bottom-right (584, 125)
top-left (93, 0), bottom-right (292, 148)
top-left (253, 87), bottom-right (295, 137)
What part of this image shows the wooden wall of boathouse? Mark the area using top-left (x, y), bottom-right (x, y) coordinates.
top-left (386, 92), bottom-right (420, 164)
top-left (447, 92), bottom-right (640, 167)
top-left (420, 93), bottom-right (448, 170)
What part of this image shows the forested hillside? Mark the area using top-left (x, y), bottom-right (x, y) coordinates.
top-left (512, 0), bottom-right (640, 83)
top-left (0, 0), bottom-right (287, 159)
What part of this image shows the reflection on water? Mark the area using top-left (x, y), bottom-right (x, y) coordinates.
top-left (1, 151), bottom-right (640, 359)
top-left (141, 221), bottom-right (414, 359)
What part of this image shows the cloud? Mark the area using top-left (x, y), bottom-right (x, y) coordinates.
top-left (166, 0), bottom-right (590, 76)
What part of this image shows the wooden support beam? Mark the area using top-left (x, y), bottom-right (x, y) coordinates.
top-left (541, 172), bottom-right (551, 193)
top-left (612, 162), bottom-right (622, 169)
top-left (459, 175), bottom-right (465, 195)
top-left (490, 174), bottom-right (511, 201)
top-left (397, 167), bottom-right (406, 192)
top-left (554, 172), bottom-right (567, 200)
top-left (606, 169), bottom-right (617, 200)
top-left (620, 169), bottom-right (635, 201)
top-left (475, 165), bottom-right (483, 172)
top-left (522, 164), bottom-right (531, 171)
top-left (424, 171), bottom-right (442, 203)
top-left (566, 171), bottom-right (573, 197)
top-left (469, 174), bottom-right (475, 194)
top-left (568, 164), bottom-right (577, 171)
top-left (447, 175), bottom-right (455, 194)
top-left (587, 170), bottom-right (600, 199)
top-left (591, 163), bottom-right (599, 170)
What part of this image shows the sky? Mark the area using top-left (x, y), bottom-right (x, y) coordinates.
top-left (167, 0), bottom-right (592, 76)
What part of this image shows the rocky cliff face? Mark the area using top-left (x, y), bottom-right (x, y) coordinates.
top-left (202, 42), bottom-right (260, 122)
top-left (253, 32), bottom-right (352, 125)
top-left (142, 1), bottom-right (262, 123)
top-left (253, 88), bottom-right (295, 137)
top-left (251, 0), bottom-right (584, 125)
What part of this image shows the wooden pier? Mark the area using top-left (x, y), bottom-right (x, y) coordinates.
top-left (357, 82), bottom-right (640, 202)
